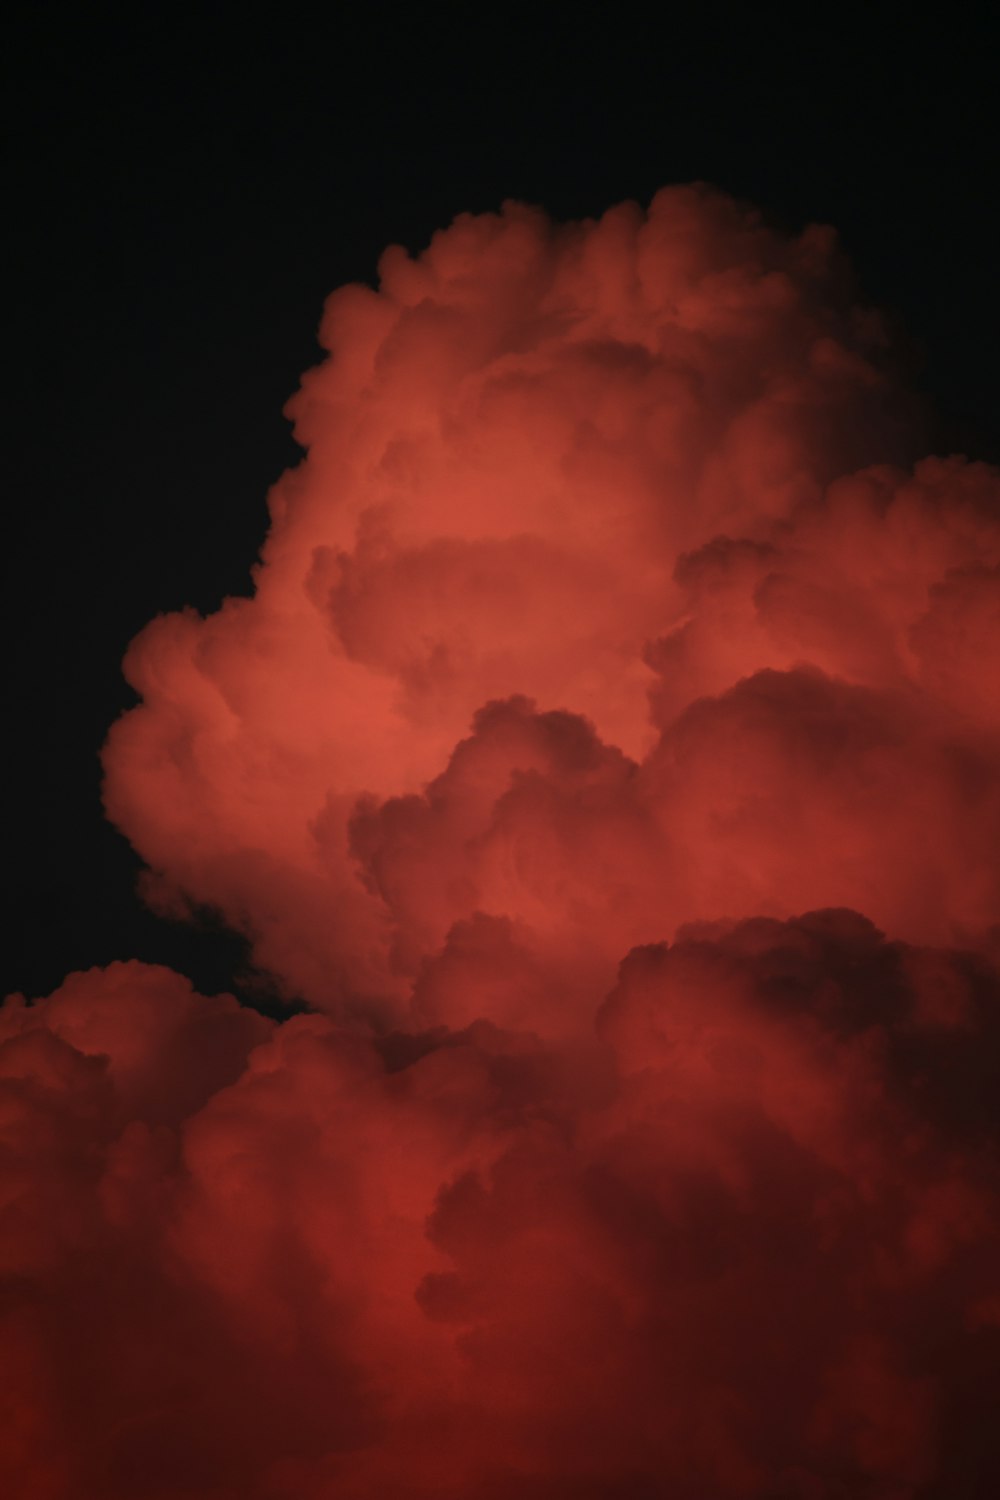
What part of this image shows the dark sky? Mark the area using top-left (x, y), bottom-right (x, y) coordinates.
top-left (5, 6), bottom-right (998, 1005)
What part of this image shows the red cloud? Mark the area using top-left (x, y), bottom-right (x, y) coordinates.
top-left (4, 922), bottom-right (998, 1495)
top-left (4, 188), bottom-right (999, 1496)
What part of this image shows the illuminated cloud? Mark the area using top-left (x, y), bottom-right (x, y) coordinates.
top-left (4, 187), bottom-right (999, 1497)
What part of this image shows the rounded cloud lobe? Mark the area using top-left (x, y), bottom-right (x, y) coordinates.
top-left (4, 187), bottom-right (1000, 1496)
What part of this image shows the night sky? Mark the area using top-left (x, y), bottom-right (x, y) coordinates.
top-left (6, 8), bottom-right (998, 1005)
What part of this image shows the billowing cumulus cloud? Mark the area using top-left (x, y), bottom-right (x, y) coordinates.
top-left (4, 187), bottom-right (1000, 1497)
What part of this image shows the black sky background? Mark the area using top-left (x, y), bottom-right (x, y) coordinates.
top-left (4, 6), bottom-right (998, 1007)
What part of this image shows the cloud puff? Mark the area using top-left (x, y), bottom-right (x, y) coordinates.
top-left (102, 185), bottom-right (984, 1013)
top-left (3, 920), bottom-right (999, 1496)
top-left (5, 187), bottom-right (1000, 1496)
